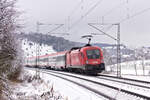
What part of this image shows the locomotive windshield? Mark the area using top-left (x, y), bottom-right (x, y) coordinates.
top-left (86, 49), bottom-right (100, 59)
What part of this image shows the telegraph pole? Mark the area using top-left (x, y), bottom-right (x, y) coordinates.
top-left (36, 21), bottom-right (40, 77)
top-left (115, 23), bottom-right (121, 77)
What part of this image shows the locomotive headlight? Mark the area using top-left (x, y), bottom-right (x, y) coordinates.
top-left (86, 60), bottom-right (88, 64)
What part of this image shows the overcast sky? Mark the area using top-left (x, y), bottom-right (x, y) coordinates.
top-left (17, 0), bottom-right (150, 47)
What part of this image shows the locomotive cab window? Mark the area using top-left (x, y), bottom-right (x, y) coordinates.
top-left (86, 49), bottom-right (100, 59)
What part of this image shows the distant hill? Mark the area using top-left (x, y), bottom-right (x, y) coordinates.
top-left (19, 32), bottom-right (116, 52)
top-left (19, 32), bottom-right (150, 65)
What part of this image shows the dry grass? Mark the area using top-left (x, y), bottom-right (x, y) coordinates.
top-left (8, 67), bottom-right (23, 83)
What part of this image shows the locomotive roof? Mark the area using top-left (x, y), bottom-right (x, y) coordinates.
top-left (70, 46), bottom-right (101, 52)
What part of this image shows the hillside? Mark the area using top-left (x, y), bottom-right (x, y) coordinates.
top-left (19, 32), bottom-right (117, 52)
top-left (19, 32), bottom-right (150, 65)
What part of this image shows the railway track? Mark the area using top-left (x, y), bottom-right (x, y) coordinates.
top-left (44, 72), bottom-right (115, 100)
top-left (98, 74), bottom-right (150, 84)
top-left (97, 75), bottom-right (150, 89)
top-left (39, 69), bottom-right (150, 100)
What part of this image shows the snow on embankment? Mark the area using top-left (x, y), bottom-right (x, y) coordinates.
top-left (106, 60), bottom-right (150, 75)
top-left (11, 69), bottom-right (66, 100)
top-left (22, 39), bottom-right (56, 58)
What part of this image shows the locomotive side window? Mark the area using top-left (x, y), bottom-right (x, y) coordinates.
top-left (86, 49), bottom-right (100, 59)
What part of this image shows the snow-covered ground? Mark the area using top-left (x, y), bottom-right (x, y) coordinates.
top-left (11, 68), bottom-right (150, 100)
top-left (105, 59), bottom-right (150, 82)
top-left (106, 60), bottom-right (150, 76)
top-left (11, 68), bottom-right (65, 100)
top-left (41, 69), bottom-right (150, 100)
top-left (11, 68), bottom-right (102, 100)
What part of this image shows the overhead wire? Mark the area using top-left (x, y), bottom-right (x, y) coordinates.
top-left (68, 0), bottom-right (124, 34)
top-left (87, 0), bottom-right (128, 34)
top-left (88, 23), bottom-right (117, 41)
top-left (67, 0), bottom-right (150, 42)
top-left (119, 7), bottom-right (150, 23)
top-left (89, 0), bottom-right (150, 38)
top-left (68, 0), bottom-right (126, 30)
top-left (102, 0), bottom-right (127, 17)
top-left (93, 0), bottom-right (150, 31)
top-left (68, 0), bottom-right (83, 18)
top-left (101, 0), bottom-right (150, 24)
top-left (67, 0), bottom-right (83, 32)
top-left (48, 24), bottom-right (64, 33)
top-left (70, 0), bottom-right (103, 29)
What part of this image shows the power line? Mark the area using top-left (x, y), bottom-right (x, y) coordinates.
top-left (97, 0), bottom-right (128, 24)
top-left (102, 0), bottom-right (127, 17)
top-left (88, 23), bottom-right (117, 41)
top-left (67, 0), bottom-right (83, 31)
top-left (120, 7), bottom-right (150, 23)
top-left (68, 0), bottom-right (83, 18)
top-left (95, 0), bottom-right (132, 25)
top-left (102, 0), bottom-right (150, 24)
top-left (70, 0), bottom-right (103, 29)
top-left (95, 1), bottom-right (150, 25)
top-left (88, 23), bottom-right (114, 33)
top-left (48, 24), bottom-right (64, 33)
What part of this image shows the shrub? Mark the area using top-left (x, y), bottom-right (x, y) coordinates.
top-left (0, 0), bottom-right (21, 98)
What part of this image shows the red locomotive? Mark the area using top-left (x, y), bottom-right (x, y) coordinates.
top-left (66, 45), bottom-right (105, 74)
top-left (25, 45), bottom-right (105, 74)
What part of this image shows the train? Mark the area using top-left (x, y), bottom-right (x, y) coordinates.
top-left (25, 44), bottom-right (105, 74)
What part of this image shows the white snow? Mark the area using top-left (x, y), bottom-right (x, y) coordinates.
top-left (11, 68), bottom-right (102, 100)
top-left (106, 60), bottom-right (150, 76)
top-left (38, 70), bottom-right (102, 100)
top-left (41, 70), bottom-right (150, 100)
top-left (22, 39), bottom-right (56, 58)
top-left (11, 69), bottom-right (65, 100)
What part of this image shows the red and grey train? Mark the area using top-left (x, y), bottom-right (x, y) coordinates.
top-left (25, 45), bottom-right (105, 74)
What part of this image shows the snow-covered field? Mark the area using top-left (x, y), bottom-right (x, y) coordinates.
top-left (106, 60), bottom-right (150, 76)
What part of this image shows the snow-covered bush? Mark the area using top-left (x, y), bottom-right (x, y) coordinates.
top-left (10, 70), bottom-right (65, 100)
top-left (0, 0), bottom-right (22, 98)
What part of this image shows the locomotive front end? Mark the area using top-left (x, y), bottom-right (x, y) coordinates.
top-left (83, 46), bottom-right (105, 74)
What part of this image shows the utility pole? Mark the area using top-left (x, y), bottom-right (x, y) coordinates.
top-left (134, 49), bottom-right (137, 75)
top-left (115, 23), bottom-right (121, 77)
top-left (36, 21), bottom-right (40, 78)
top-left (88, 23), bottom-right (121, 77)
top-left (35, 21), bottom-right (51, 77)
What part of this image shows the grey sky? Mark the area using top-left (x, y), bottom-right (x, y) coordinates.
top-left (17, 0), bottom-right (150, 47)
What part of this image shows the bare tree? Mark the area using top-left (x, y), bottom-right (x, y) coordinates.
top-left (0, 0), bottom-right (22, 98)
